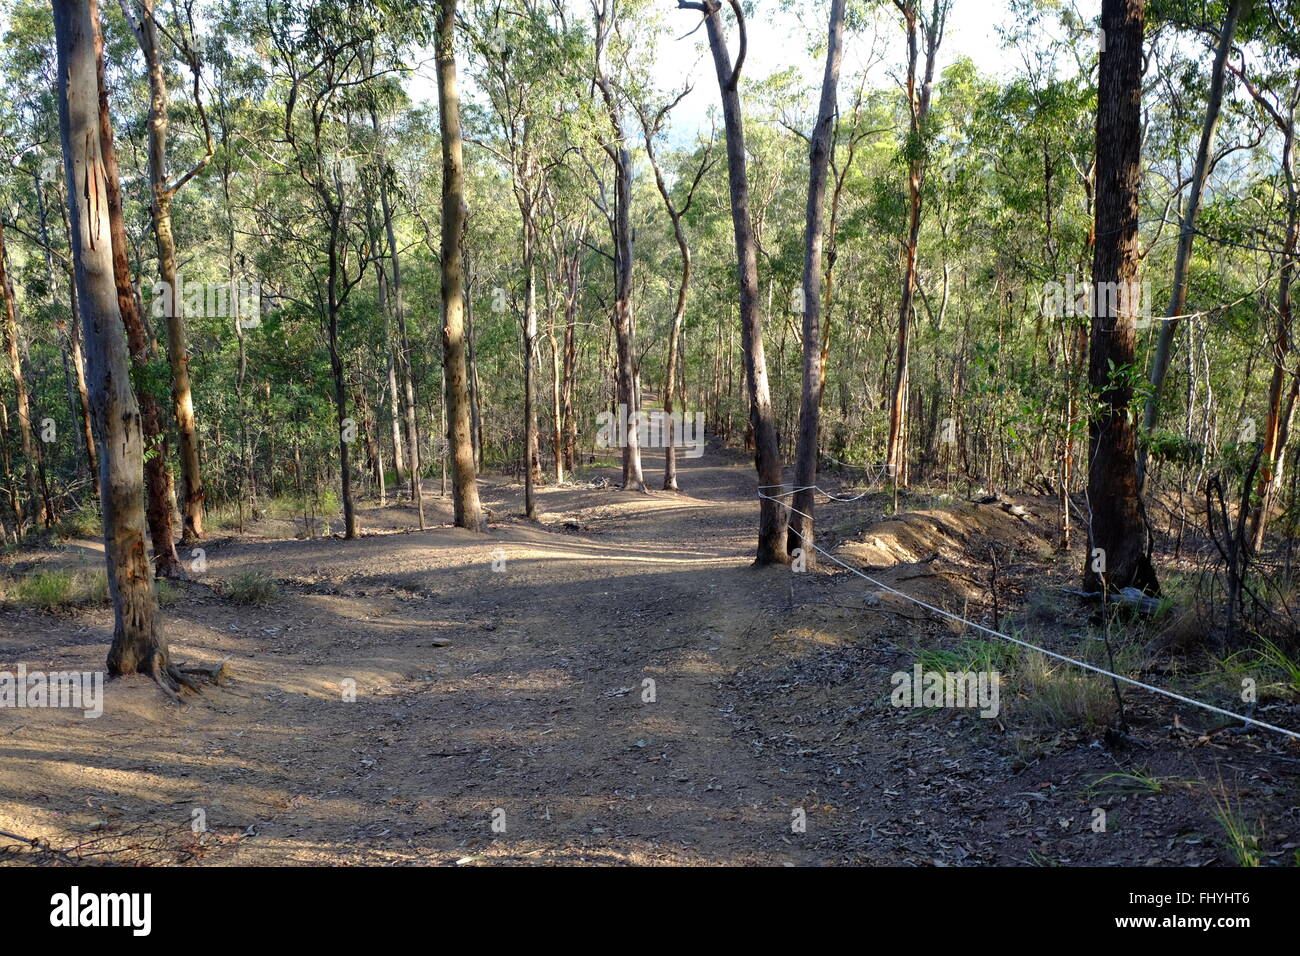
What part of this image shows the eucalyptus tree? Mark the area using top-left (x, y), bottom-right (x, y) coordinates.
top-left (677, 0), bottom-right (788, 565)
top-left (94, 20), bottom-right (184, 575)
top-left (0, 219), bottom-right (45, 531)
top-left (2, 0), bottom-right (101, 502)
top-left (590, 0), bottom-right (646, 492)
top-left (467, 1), bottom-right (577, 519)
top-left (435, 0), bottom-right (484, 530)
top-left (366, 74), bottom-right (424, 527)
top-left (1139, 0), bottom-right (1247, 487)
top-left (968, 9), bottom-right (1095, 543)
top-left (885, 0), bottom-right (950, 487)
top-left (53, 0), bottom-right (204, 696)
top-left (117, 0), bottom-right (213, 544)
top-left (0, 6), bottom-right (59, 532)
top-left (633, 85), bottom-right (713, 492)
top-left (1226, 8), bottom-right (1300, 551)
top-left (204, 11), bottom-right (266, 523)
top-left (787, 0), bottom-right (846, 564)
top-left (1083, 0), bottom-right (1159, 594)
top-left (537, 167), bottom-right (591, 479)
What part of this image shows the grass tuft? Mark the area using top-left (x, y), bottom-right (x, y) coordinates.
top-left (156, 579), bottom-right (182, 607)
top-left (1086, 767), bottom-right (1175, 798)
top-left (914, 638), bottom-right (1018, 675)
top-left (1017, 649), bottom-right (1118, 730)
top-left (224, 570), bottom-right (279, 606)
top-left (9, 568), bottom-right (108, 610)
top-left (1211, 790), bottom-right (1262, 867)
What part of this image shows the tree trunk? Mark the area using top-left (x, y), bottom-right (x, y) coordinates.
top-left (465, 265), bottom-right (485, 470)
top-left (594, 5), bottom-right (646, 492)
top-left (219, 137), bottom-right (255, 522)
top-left (54, 0), bottom-right (196, 696)
top-left (886, 0), bottom-right (945, 487)
top-left (371, 106), bottom-right (422, 526)
top-left (127, 0), bottom-right (206, 544)
top-left (325, 210), bottom-right (358, 539)
top-left (523, 245), bottom-right (540, 519)
top-left (0, 222), bottom-right (46, 533)
top-left (561, 237), bottom-right (582, 474)
top-left (788, 0), bottom-right (845, 562)
top-left (639, 88), bottom-right (707, 492)
top-left (1082, 0), bottom-right (1158, 595)
top-left (93, 40), bottom-right (184, 576)
top-left (436, 0), bottom-right (485, 532)
top-left (0, 400), bottom-right (21, 535)
top-left (356, 370), bottom-right (383, 500)
top-left (36, 176), bottom-right (99, 499)
top-left (377, 259), bottom-right (407, 490)
top-left (1249, 131), bottom-right (1298, 550)
top-left (542, 256), bottom-right (564, 483)
top-left (54, 181), bottom-right (99, 493)
top-left (686, 0), bottom-right (788, 564)
top-left (1234, 63), bottom-right (1300, 550)
top-left (662, 263), bottom-right (688, 492)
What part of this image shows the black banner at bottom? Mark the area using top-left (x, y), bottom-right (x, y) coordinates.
top-left (0, 864), bottom-right (1283, 942)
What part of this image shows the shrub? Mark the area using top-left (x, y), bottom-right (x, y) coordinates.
top-left (57, 503), bottom-right (102, 540)
top-left (224, 570), bottom-right (279, 606)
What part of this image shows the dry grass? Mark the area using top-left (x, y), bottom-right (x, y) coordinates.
top-left (1016, 649), bottom-right (1119, 730)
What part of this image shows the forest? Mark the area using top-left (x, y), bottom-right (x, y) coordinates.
top-left (0, 0), bottom-right (1297, 874)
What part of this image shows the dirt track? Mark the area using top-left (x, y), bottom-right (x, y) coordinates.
top-left (1, 449), bottom-right (1295, 866)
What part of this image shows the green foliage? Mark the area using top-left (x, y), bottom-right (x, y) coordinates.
top-left (914, 639), bottom-right (1018, 675)
top-left (1211, 791), bottom-right (1262, 867)
top-left (11, 570), bottom-right (73, 609)
top-left (156, 578), bottom-right (182, 608)
top-left (127, 356), bottom-right (174, 409)
top-left (223, 571), bottom-right (280, 606)
top-left (7, 568), bottom-right (108, 610)
top-left (1218, 639), bottom-right (1300, 701)
top-left (57, 503), bottom-right (102, 540)
top-left (1, 0), bottom-right (1297, 572)
top-left (1144, 430), bottom-right (1203, 468)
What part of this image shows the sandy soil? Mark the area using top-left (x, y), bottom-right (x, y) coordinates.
top-left (1, 448), bottom-right (1296, 866)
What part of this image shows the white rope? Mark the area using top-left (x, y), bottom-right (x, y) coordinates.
top-left (783, 483), bottom-right (875, 503)
top-left (757, 483), bottom-right (1300, 743)
top-left (818, 455), bottom-right (895, 491)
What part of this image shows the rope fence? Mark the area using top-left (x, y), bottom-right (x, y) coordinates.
top-left (757, 482), bottom-right (1300, 743)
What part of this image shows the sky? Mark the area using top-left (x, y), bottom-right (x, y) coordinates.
top-left (405, 0), bottom-right (1101, 143)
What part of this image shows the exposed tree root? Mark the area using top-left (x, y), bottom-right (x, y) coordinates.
top-left (146, 654), bottom-right (230, 702)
